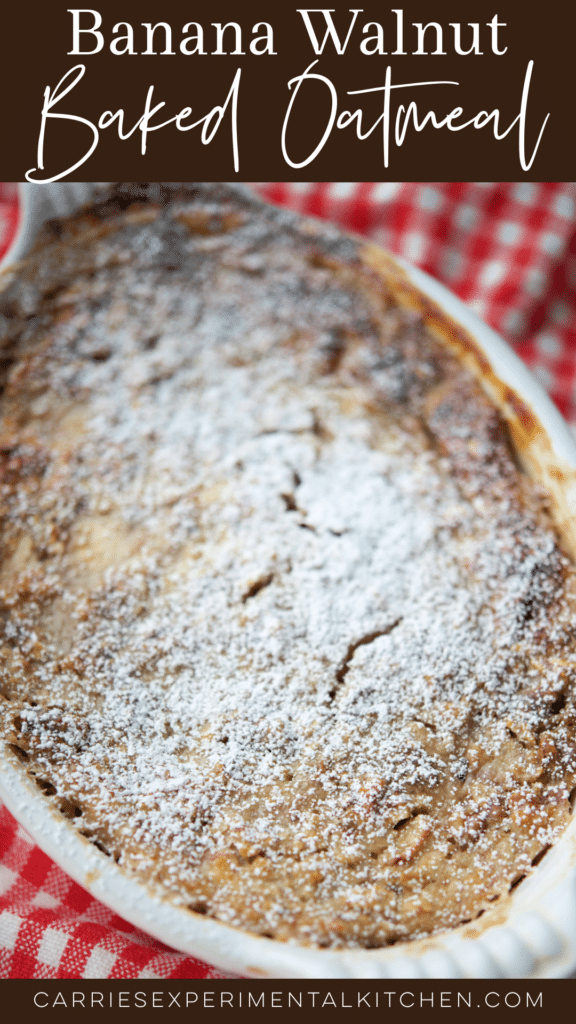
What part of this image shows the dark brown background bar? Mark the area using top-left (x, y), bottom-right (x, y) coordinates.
top-left (0, 0), bottom-right (573, 180)
top-left (1, 979), bottom-right (573, 1023)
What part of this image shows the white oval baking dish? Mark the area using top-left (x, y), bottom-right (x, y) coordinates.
top-left (0, 183), bottom-right (575, 978)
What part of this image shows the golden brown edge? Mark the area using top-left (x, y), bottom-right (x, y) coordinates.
top-left (361, 242), bottom-right (576, 564)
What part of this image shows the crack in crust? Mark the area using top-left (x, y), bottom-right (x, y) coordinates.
top-left (329, 621), bottom-right (403, 699)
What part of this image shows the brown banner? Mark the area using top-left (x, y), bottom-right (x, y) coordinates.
top-left (0, 979), bottom-right (574, 1022)
top-left (0, 1), bottom-right (573, 181)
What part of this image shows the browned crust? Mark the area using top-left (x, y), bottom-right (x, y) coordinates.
top-left (361, 242), bottom-right (576, 563)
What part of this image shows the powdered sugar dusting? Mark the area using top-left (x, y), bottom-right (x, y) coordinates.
top-left (1, 184), bottom-right (575, 947)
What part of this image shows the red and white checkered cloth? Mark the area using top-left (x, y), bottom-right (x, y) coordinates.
top-left (1, 181), bottom-right (575, 979)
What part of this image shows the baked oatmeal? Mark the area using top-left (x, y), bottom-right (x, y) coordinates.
top-left (0, 183), bottom-right (575, 947)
